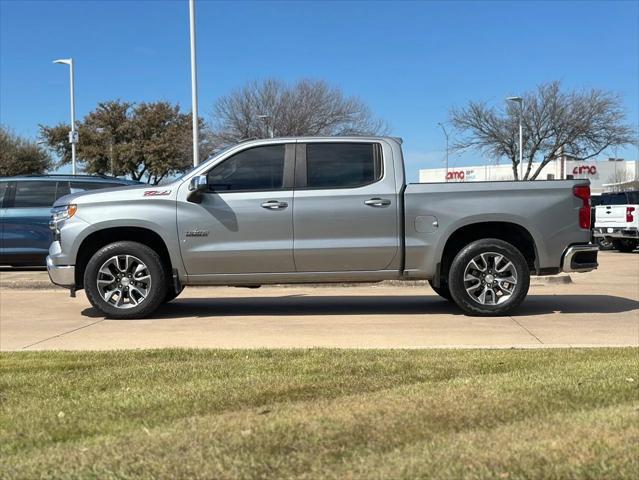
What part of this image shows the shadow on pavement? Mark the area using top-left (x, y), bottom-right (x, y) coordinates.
top-left (81, 294), bottom-right (639, 320)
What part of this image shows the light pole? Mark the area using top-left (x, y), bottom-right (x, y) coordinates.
top-left (507, 96), bottom-right (524, 180)
top-left (53, 58), bottom-right (77, 175)
top-left (189, 0), bottom-right (200, 167)
top-left (437, 122), bottom-right (449, 181)
top-left (258, 114), bottom-right (274, 138)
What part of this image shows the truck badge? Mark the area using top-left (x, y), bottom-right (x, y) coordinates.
top-left (144, 190), bottom-right (171, 196)
top-left (186, 229), bottom-right (209, 237)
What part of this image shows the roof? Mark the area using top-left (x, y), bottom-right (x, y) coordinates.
top-left (0, 174), bottom-right (139, 184)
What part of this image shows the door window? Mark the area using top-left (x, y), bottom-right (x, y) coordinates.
top-left (305, 143), bottom-right (382, 189)
top-left (207, 145), bottom-right (285, 192)
top-left (13, 181), bottom-right (58, 208)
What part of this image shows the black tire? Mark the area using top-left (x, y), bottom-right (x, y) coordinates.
top-left (84, 241), bottom-right (167, 319)
top-left (612, 239), bottom-right (638, 253)
top-left (448, 238), bottom-right (530, 316)
top-left (164, 287), bottom-right (184, 303)
top-left (596, 237), bottom-right (614, 251)
top-left (428, 280), bottom-right (452, 301)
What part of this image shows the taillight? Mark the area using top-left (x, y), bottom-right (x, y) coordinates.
top-left (627, 207), bottom-right (636, 223)
top-left (573, 185), bottom-right (591, 229)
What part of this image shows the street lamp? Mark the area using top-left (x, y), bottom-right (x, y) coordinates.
top-left (437, 122), bottom-right (449, 181)
top-left (189, 0), bottom-right (200, 167)
top-left (506, 96), bottom-right (524, 180)
top-left (53, 58), bottom-right (77, 175)
top-left (257, 114), bottom-right (274, 138)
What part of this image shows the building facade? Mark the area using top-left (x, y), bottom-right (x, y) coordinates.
top-left (418, 157), bottom-right (637, 195)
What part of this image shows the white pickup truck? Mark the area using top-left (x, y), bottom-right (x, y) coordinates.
top-left (593, 190), bottom-right (639, 252)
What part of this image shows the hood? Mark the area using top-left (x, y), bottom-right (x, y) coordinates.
top-left (53, 183), bottom-right (160, 207)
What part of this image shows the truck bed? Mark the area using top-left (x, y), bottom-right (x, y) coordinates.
top-left (402, 180), bottom-right (592, 278)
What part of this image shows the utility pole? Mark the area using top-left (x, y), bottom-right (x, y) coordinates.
top-left (437, 122), bottom-right (449, 181)
top-left (258, 114), bottom-right (274, 138)
top-left (189, 0), bottom-right (200, 167)
top-left (53, 58), bottom-right (77, 175)
top-left (507, 96), bottom-right (524, 180)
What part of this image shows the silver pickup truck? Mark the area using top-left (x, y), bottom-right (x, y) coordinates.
top-left (47, 136), bottom-right (598, 318)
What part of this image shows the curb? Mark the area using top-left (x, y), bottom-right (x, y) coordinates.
top-left (530, 274), bottom-right (572, 285)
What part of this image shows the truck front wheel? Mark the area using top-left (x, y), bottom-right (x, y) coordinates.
top-left (448, 239), bottom-right (530, 316)
top-left (84, 241), bottom-right (167, 319)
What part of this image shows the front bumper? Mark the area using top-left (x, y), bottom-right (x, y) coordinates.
top-left (561, 244), bottom-right (598, 273)
top-left (46, 255), bottom-right (75, 288)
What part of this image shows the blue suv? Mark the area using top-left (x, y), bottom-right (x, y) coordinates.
top-left (0, 175), bottom-right (139, 266)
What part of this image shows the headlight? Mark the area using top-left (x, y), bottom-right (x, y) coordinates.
top-left (51, 204), bottom-right (77, 224)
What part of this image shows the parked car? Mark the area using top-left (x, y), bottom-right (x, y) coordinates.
top-left (593, 190), bottom-right (639, 252)
top-left (0, 175), bottom-right (139, 266)
top-left (46, 137), bottom-right (598, 318)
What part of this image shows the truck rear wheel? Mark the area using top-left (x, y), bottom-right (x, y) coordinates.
top-left (448, 238), bottom-right (530, 316)
top-left (612, 239), bottom-right (638, 253)
top-left (84, 241), bottom-right (167, 319)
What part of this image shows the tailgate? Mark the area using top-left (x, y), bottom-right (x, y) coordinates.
top-left (595, 205), bottom-right (627, 226)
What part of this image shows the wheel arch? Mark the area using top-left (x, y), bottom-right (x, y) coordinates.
top-left (437, 221), bottom-right (539, 285)
top-left (74, 227), bottom-right (173, 289)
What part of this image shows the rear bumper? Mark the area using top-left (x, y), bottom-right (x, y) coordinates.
top-left (561, 244), bottom-right (598, 273)
top-left (46, 255), bottom-right (75, 288)
top-left (593, 227), bottom-right (638, 239)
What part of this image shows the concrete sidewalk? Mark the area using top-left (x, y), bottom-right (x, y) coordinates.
top-left (1, 251), bottom-right (637, 351)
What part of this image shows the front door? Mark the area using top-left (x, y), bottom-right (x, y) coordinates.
top-left (293, 142), bottom-right (399, 272)
top-left (177, 143), bottom-right (296, 275)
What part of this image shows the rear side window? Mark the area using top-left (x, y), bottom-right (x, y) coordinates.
top-left (626, 192), bottom-right (639, 204)
top-left (70, 181), bottom-right (125, 193)
top-left (13, 181), bottom-right (58, 208)
top-left (207, 145), bottom-right (285, 192)
top-left (600, 193), bottom-right (627, 205)
top-left (0, 181), bottom-right (7, 206)
top-left (305, 143), bottom-right (382, 189)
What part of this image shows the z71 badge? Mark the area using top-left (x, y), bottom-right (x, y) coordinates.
top-left (143, 190), bottom-right (171, 196)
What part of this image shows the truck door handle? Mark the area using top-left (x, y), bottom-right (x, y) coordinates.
top-left (364, 198), bottom-right (391, 207)
top-left (261, 200), bottom-right (288, 210)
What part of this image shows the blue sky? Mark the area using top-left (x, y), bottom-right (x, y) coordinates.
top-left (1, 0), bottom-right (638, 180)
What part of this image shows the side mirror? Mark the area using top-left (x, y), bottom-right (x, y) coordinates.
top-left (187, 175), bottom-right (208, 203)
top-left (188, 175), bottom-right (208, 192)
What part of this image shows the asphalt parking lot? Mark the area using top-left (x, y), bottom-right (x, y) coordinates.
top-left (0, 251), bottom-right (637, 351)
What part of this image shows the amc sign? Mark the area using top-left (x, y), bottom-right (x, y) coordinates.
top-left (446, 169), bottom-right (475, 181)
top-left (572, 165), bottom-right (597, 176)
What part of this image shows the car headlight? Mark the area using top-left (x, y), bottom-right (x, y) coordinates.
top-left (51, 204), bottom-right (77, 224)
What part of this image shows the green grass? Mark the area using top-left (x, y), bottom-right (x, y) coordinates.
top-left (1, 348), bottom-right (637, 479)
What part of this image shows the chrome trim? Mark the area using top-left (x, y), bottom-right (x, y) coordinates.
top-left (562, 245), bottom-right (599, 273)
top-left (46, 256), bottom-right (75, 288)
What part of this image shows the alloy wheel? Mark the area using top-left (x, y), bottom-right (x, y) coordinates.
top-left (96, 254), bottom-right (152, 309)
top-left (463, 252), bottom-right (518, 305)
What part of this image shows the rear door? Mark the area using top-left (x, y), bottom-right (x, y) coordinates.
top-left (292, 141), bottom-right (399, 272)
top-left (0, 181), bottom-right (9, 261)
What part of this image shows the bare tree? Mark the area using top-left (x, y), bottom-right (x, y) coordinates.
top-left (211, 79), bottom-right (388, 144)
top-left (450, 81), bottom-right (636, 180)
